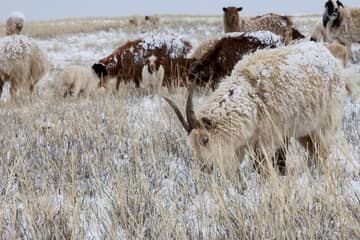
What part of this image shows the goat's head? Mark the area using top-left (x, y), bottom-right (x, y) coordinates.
top-left (92, 55), bottom-right (120, 86)
top-left (129, 19), bottom-right (137, 25)
top-left (15, 22), bottom-right (23, 33)
top-left (164, 85), bottom-right (218, 172)
top-left (324, 0), bottom-right (344, 20)
top-left (223, 6), bottom-right (242, 25)
top-left (145, 54), bottom-right (161, 73)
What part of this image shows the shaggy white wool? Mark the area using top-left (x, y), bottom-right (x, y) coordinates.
top-left (194, 41), bottom-right (345, 164)
top-left (0, 35), bottom-right (48, 97)
top-left (243, 31), bottom-right (283, 47)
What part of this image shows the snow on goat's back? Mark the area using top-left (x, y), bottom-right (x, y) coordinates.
top-left (203, 41), bottom-right (345, 140)
top-left (140, 34), bottom-right (190, 58)
top-left (0, 35), bottom-right (48, 98)
top-left (0, 35), bottom-right (32, 62)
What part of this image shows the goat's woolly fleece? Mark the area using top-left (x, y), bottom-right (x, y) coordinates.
top-left (194, 41), bottom-right (345, 162)
top-left (0, 35), bottom-right (48, 96)
top-left (60, 65), bottom-right (99, 97)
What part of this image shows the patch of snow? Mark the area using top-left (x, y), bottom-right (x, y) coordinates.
top-left (244, 30), bottom-right (283, 46)
top-left (0, 35), bottom-right (33, 63)
top-left (140, 33), bottom-right (187, 59)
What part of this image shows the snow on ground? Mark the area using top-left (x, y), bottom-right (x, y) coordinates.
top-left (1, 15), bottom-right (360, 238)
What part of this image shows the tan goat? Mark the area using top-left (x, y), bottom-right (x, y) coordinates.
top-left (222, 7), bottom-right (304, 44)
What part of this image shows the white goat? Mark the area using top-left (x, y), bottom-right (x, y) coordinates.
top-left (222, 7), bottom-right (303, 44)
top-left (165, 42), bottom-right (346, 174)
top-left (60, 65), bottom-right (100, 97)
top-left (0, 35), bottom-right (48, 98)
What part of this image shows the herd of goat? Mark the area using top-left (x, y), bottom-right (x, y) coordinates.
top-left (0, 0), bottom-right (359, 175)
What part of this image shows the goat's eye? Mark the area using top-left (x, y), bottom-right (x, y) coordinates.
top-left (107, 63), bottom-right (115, 68)
top-left (200, 136), bottom-right (209, 146)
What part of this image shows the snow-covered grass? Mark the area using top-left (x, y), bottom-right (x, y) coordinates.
top-left (0, 15), bottom-right (359, 239)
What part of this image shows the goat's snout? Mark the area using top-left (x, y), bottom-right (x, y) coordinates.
top-left (16, 23), bottom-right (23, 31)
top-left (232, 16), bottom-right (236, 23)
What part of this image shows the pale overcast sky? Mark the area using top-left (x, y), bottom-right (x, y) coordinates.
top-left (1, 0), bottom-right (359, 20)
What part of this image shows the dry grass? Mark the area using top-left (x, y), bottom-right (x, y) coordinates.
top-left (0, 15), bottom-right (223, 38)
top-left (0, 17), bottom-right (125, 38)
top-left (0, 14), bottom-right (359, 239)
top-left (0, 84), bottom-right (359, 239)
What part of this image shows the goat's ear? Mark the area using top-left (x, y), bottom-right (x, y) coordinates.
top-left (337, 1), bottom-right (344, 8)
top-left (223, 7), bottom-right (227, 12)
top-left (325, 1), bottom-right (329, 8)
top-left (201, 117), bottom-right (214, 130)
top-left (237, 7), bottom-right (243, 12)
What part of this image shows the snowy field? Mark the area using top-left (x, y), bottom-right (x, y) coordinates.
top-left (0, 15), bottom-right (359, 239)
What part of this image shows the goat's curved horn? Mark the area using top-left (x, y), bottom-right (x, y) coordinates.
top-left (186, 84), bottom-right (200, 130)
top-left (164, 97), bottom-right (192, 133)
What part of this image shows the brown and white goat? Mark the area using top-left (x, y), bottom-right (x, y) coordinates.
top-left (222, 7), bottom-right (304, 44)
top-left (92, 34), bottom-right (193, 90)
top-left (165, 42), bottom-right (346, 175)
top-left (141, 55), bottom-right (165, 93)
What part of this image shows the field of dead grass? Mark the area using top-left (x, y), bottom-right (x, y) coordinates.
top-left (0, 14), bottom-right (359, 239)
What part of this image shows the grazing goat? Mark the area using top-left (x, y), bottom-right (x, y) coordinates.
top-left (165, 42), bottom-right (346, 174)
top-left (323, 0), bottom-right (360, 60)
top-left (141, 55), bottom-right (165, 93)
top-left (92, 34), bottom-right (192, 90)
top-left (0, 35), bottom-right (48, 98)
top-left (188, 31), bottom-right (283, 90)
top-left (6, 12), bottom-right (25, 36)
top-left (60, 65), bottom-right (100, 97)
top-left (222, 7), bottom-right (304, 44)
